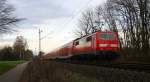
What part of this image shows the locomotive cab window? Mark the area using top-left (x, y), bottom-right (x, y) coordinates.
top-left (100, 33), bottom-right (115, 40)
top-left (75, 41), bottom-right (79, 46)
top-left (86, 36), bottom-right (91, 42)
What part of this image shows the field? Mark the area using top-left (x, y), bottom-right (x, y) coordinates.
top-left (20, 59), bottom-right (150, 82)
top-left (0, 61), bottom-right (25, 75)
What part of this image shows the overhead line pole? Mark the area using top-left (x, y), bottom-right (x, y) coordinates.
top-left (38, 28), bottom-right (52, 57)
top-left (39, 29), bottom-right (42, 56)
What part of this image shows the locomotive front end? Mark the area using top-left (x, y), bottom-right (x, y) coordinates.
top-left (95, 32), bottom-right (119, 59)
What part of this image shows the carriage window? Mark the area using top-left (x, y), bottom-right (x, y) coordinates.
top-left (86, 36), bottom-right (91, 42)
top-left (100, 33), bottom-right (115, 40)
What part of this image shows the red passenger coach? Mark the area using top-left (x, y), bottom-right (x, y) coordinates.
top-left (44, 31), bottom-right (119, 60)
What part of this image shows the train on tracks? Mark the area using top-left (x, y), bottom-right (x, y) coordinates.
top-left (43, 31), bottom-right (120, 60)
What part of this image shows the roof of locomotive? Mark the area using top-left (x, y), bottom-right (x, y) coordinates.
top-left (74, 31), bottom-right (116, 41)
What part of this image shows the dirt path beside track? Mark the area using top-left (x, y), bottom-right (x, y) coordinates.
top-left (0, 62), bottom-right (28, 82)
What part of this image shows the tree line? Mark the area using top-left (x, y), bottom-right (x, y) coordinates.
top-left (76, 0), bottom-right (150, 62)
top-left (0, 0), bottom-right (32, 60)
top-left (0, 36), bottom-right (33, 60)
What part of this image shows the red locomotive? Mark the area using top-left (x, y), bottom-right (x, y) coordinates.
top-left (44, 31), bottom-right (119, 60)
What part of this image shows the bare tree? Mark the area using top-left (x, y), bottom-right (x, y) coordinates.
top-left (13, 36), bottom-right (28, 59)
top-left (0, 0), bottom-right (21, 34)
top-left (79, 9), bottom-right (95, 36)
top-left (75, 8), bottom-right (104, 37)
top-left (105, 0), bottom-right (150, 57)
top-left (75, 0), bottom-right (150, 59)
top-left (136, 0), bottom-right (150, 55)
top-left (94, 6), bottom-right (104, 31)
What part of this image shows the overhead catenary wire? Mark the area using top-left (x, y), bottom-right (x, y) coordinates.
top-left (44, 0), bottom-right (94, 39)
top-left (59, 0), bottom-right (94, 33)
top-left (41, 0), bottom-right (95, 51)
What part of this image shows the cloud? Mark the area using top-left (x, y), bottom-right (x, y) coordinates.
top-left (0, 38), bottom-right (14, 42)
top-left (8, 0), bottom-right (72, 25)
top-left (8, 0), bottom-right (106, 26)
top-left (0, 34), bottom-right (16, 47)
top-left (4, 0), bottom-right (107, 52)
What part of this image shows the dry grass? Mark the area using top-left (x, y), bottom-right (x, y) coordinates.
top-left (19, 59), bottom-right (101, 82)
top-left (20, 59), bottom-right (150, 82)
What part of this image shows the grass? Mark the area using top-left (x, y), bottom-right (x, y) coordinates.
top-left (0, 57), bottom-right (149, 81)
top-left (19, 59), bottom-right (104, 82)
top-left (0, 60), bottom-right (25, 75)
top-left (68, 71), bottom-right (100, 82)
top-left (20, 59), bottom-right (150, 82)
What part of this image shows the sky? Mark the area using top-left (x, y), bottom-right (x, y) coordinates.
top-left (0, 0), bottom-right (106, 54)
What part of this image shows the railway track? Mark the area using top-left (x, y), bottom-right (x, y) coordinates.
top-left (52, 59), bottom-right (150, 73)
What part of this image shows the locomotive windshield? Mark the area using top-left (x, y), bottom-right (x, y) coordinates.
top-left (100, 33), bottom-right (115, 40)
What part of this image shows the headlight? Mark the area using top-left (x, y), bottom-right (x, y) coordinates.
top-left (110, 44), bottom-right (118, 47)
top-left (99, 44), bottom-right (107, 47)
top-left (99, 44), bottom-right (118, 47)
